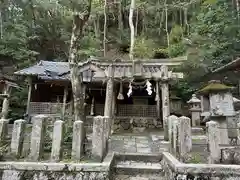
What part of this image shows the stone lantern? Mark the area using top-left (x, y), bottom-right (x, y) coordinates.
top-left (198, 80), bottom-right (234, 144)
top-left (187, 94), bottom-right (201, 126)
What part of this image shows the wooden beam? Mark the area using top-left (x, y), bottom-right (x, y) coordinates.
top-left (26, 77), bottom-right (32, 119)
top-left (62, 85), bottom-right (68, 118)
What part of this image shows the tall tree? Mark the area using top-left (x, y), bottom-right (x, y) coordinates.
top-left (129, 0), bottom-right (135, 73)
top-left (68, 0), bottom-right (92, 122)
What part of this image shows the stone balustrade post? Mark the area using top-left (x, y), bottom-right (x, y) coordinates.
top-left (51, 120), bottom-right (64, 162)
top-left (0, 119), bottom-right (8, 146)
top-left (71, 120), bottom-right (84, 161)
top-left (29, 115), bottom-right (47, 161)
top-left (172, 119), bottom-right (180, 157)
top-left (10, 119), bottom-right (26, 157)
top-left (168, 115), bottom-right (178, 152)
top-left (92, 116), bottom-right (106, 162)
top-left (207, 121), bottom-right (221, 164)
top-left (178, 116), bottom-right (192, 162)
top-left (211, 116), bottom-right (229, 145)
top-left (237, 122), bottom-right (240, 143)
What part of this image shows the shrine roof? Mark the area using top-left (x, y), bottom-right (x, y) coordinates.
top-left (212, 57), bottom-right (240, 73)
top-left (14, 56), bottom-right (186, 81)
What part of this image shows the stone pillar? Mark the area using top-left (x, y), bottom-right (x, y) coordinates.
top-left (51, 120), bottom-right (64, 162)
top-left (172, 119), bottom-right (179, 157)
top-left (168, 115), bottom-right (178, 148)
top-left (71, 120), bottom-right (84, 161)
top-left (29, 115), bottom-right (47, 161)
top-left (207, 121), bottom-right (221, 164)
top-left (155, 81), bottom-right (161, 119)
top-left (111, 91), bottom-right (116, 134)
top-left (161, 65), bottom-right (170, 141)
top-left (0, 119), bottom-right (8, 146)
top-left (112, 91), bottom-right (116, 117)
top-left (92, 116), bottom-right (105, 162)
top-left (104, 65), bottom-right (114, 118)
top-left (187, 94), bottom-right (201, 126)
top-left (178, 116), bottom-right (192, 162)
top-left (161, 82), bottom-right (170, 141)
top-left (10, 119), bottom-right (26, 157)
top-left (1, 84), bottom-right (12, 119)
top-left (227, 116), bottom-right (238, 142)
top-left (237, 122), bottom-right (240, 144)
top-left (211, 116), bottom-right (228, 145)
top-left (104, 116), bottom-right (110, 140)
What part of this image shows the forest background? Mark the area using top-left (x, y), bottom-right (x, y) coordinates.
top-left (0, 0), bottom-right (240, 119)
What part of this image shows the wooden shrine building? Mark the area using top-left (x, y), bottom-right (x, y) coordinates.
top-left (14, 57), bottom-right (186, 130)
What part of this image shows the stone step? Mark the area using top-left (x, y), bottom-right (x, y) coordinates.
top-left (114, 160), bottom-right (163, 175)
top-left (191, 127), bottom-right (205, 135)
top-left (113, 174), bottom-right (164, 180)
top-left (114, 153), bottom-right (162, 163)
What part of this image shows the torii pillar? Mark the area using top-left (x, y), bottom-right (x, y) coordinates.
top-left (161, 65), bottom-right (170, 141)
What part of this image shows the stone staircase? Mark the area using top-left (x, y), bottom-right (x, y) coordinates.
top-left (112, 153), bottom-right (164, 180)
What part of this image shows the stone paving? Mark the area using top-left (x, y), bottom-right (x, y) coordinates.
top-left (109, 134), bottom-right (166, 154)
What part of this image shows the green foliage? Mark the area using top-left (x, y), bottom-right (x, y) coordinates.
top-left (2, 0), bottom-right (240, 119)
top-left (133, 36), bottom-right (156, 58)
top-left (187, 0), bottom-right (240, 73)
top-left (168, 43), bottom-right (185, 57)
top-left (169, 25), bottom-right (183, 44)
top-left (9, 88), bottom-right (28, 120)
top-left (188, 153), bottom-right (202, 163)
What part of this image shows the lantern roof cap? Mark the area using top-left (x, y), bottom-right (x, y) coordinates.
top-left (187, 94), bottom-right (201, 104)
top-left (198, 80), bottom-right (233, 94)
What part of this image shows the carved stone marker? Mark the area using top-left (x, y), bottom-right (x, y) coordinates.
top-left (178, 116), bottom-right (192, 162)
top-left (29, 115), bottom-right (47, 161)
top-left (207, 121), bottom-right (221, 164)
top-left (10, 119), bottom-right (26, 157)
top-left (71, 120), bottom-right (84, 161)
top-left (172, 119), bottom-right (179, 157)
top-left (92, 116), bottom-right (105, 162)
top-left (168, 115), bottom-right (178, 153)
top-left (51, 120), bottom-right (64, 162)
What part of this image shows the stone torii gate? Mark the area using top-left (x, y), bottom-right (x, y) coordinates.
top-left (0, 76), bottom-right (19, 120)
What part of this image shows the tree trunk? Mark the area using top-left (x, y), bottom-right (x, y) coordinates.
top-left (103, 0), bottom-right (107, 57)
top-left (184, 7), bottom-right (189, 35)
top-left (236, 0), bottom-right (240, 22)
top-left (129, 0), bottom-right (135, 69)
top-left (118, 0), bottom-right (123, 40)
top-left (68, 1), bottom-right (92, 122)
top-left (165, 7), bottom-right (169, 47)
top-left (0, 9), bottom-right (2, 39)
top-left (135, 8), bottom-right (138, 35)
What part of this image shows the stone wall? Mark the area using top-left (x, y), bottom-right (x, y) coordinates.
top-left (161, 152), bottom-right (240, 180)
top-left (0, 160), bottom-right (112, 180)
top-left (113, 117), bottom-right (162, 132)
top-left (0, 115), bottom-right (110, 163)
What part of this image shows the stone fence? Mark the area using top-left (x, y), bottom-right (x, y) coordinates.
top-left (168, 115), bottom-right (240, 165)
top-left (0, 115), bottom-right (110, 163)
top-left (161, 152), bottom-right (240, 179)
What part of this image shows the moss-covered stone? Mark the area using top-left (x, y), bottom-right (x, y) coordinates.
top-left (198, 81), bottom-right (233, 94)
